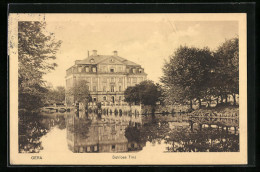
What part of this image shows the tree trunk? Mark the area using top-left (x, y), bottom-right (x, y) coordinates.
top-left (216, 97), bottom-right (219, 105)
top-left (198, 98), bottom-right (201, 109)
top-left (233, 94), bottom-right (236, 106)
top-left (225, 95), bottom-right (228, 104)
top-left (220, 95), bottom-right (223, 103)
top-left (190, 121), bottom-right (193, 132)
top-left (190, 99), bottom-right (193, 110)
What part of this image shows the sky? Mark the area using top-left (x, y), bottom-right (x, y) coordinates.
top-left (40, 14), bottom-right (238, 88)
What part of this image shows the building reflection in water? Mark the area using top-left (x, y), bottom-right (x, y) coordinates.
top-left (18, 111), bottom-right (239, 153)
top-left (66, 111), bottom-right (146, 153)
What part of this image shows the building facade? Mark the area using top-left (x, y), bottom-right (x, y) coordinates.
top-left (65, 50), bottom-right (147, 105)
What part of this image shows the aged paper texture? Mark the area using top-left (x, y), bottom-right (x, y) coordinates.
top-left (9, 13), bottom-right (247, 165)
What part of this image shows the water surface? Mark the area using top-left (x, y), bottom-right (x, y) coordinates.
top-left (19, 111), bottom-right (239, 153)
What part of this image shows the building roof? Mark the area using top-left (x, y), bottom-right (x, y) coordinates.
top-left (75, 55), bottom-right (141, 66)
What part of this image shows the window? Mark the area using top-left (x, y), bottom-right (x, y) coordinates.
top-left (111, 77), bottom-right (115, 82)
top-left (139, 69), bottom-right (142, 73)
top-left (85, 67), bottom-right (89, 72)
top-left (118, 78), bottom-right (123, 83)
top-left (119, 96), bottom-right (121, 101)
top-left (127, 78), bottom-right (131, 83)
top-left (111, 86), bottom-right (115, 92)
top-left (111, 96), bottom-right (115, 103)
top-left (92, 67), bottom-right (96, 72)
top-left (126, 68), bottom-right (130, 73)
top-left (119, 86), bottom-right (122, 92)
top-left (133, 68), bottom-right (136, 73)
top-left (103, 86), bottom-right (106, 92)
top-left (90, 58), bottom-right (95, 63)
top-left (133, 78), bottom-right (137, 83)
top-left (87, 147), bottom-right (91, 152)
top-left (103, 96), bottom-right (106, 101)
top-left (112, 145), bottom-right (115, 150)
top-left (93, 86), bottom-right (97, 92)
top-left (94, 145), bottom-right (98, 152)
top-left (78, 66), bottom-right (82, 72)
top-left (93, 97), bottom-right (97, 102)
top-left (110, 68), bottom-right (114, 73)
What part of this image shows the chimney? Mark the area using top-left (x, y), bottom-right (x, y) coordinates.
top-left (113, 50), bottom-right (118, 56)
top-left (93, 50), bottom-right (97, 56)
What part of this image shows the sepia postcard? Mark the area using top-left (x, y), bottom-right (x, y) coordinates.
top-left (9, 13), bottom-right (247, 165)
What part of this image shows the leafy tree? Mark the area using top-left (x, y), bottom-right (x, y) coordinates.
top-left (161, 46), bottom-right (213, 109)
top-left (214, 37), bottom-right (239, 105)
top-left (44, 86), bottom-right (66, 104)
top-left (18, 21), bottom-right (62, 111)
top-left (124, 80), bottom-right (162, 106)
top-left (68, 80), bottom-right (92, 104)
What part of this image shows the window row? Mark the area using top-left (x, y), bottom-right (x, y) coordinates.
top-left (102, 96), bottom-right (122, 102)
top-left (77, 77), bottom-right (124, 83)
top-left (86, 85), bottom-right (123, 92)
top-left (76, 66), bottom-right (143, 74)
top-left (102, 77), bottom-right (123, 83)
top-left (79, 77), bottom-right (143, 84)
top-left (127, 77), bottom-right (143, 83)
top-left (77, 66), bottom-right (97, 73)
top-left (99, 66), bottom-right (124, 73)
top-left (126, 68), bottom-right (143, 74)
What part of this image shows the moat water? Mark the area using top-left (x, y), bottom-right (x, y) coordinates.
top-left (18, 111), bottom-right (239, 153)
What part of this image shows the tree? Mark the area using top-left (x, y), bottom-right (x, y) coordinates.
top-left (18, 21), bottom-right (62, 111)
top-left (124, 80), bottom-right (162, 106)
top-left (161, 46), bottom-right (213, 109)
top-left (44, 86), bottom-right (65, 104)
top-left (68, 80), bottom-right (92, 104)
top-left (214, 37), bottom-right (239, 105)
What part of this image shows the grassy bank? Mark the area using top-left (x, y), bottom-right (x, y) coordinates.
top-left (190, 106), bottom-right (239, 118)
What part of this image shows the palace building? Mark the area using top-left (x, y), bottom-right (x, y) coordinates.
top-left (65, 50), bottom-right (147, 105)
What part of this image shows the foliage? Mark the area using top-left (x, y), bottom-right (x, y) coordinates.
top-left (124, 80), bottom-right (162, 106)
top-left (67, 80), bottom-right (92, 103)
top-left (161, 46), bottom-right (213, 108)
top-left (161, 37), bottom-right (239, 108)
top-left (18, 21), bottom-right (62, 111)
top-left (125, 126), bottom-right (141, 142)
top-left (213, 37), bottom-right (239, 104)
top-left (44, 86), bottom-right (66, 104)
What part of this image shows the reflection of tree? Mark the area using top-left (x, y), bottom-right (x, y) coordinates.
top-left (19, 112), bottom-right (66, 153)
top-left (66, 114), bottom-right (92, 139)
top-left (164, 127), bottom-right (239, 152)
top-left (141, 121), bottom-right (171, 143)
top-left (125, 126), bottom-right (141, 142)
top-left (127, 117), bottom-right (239, 152)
